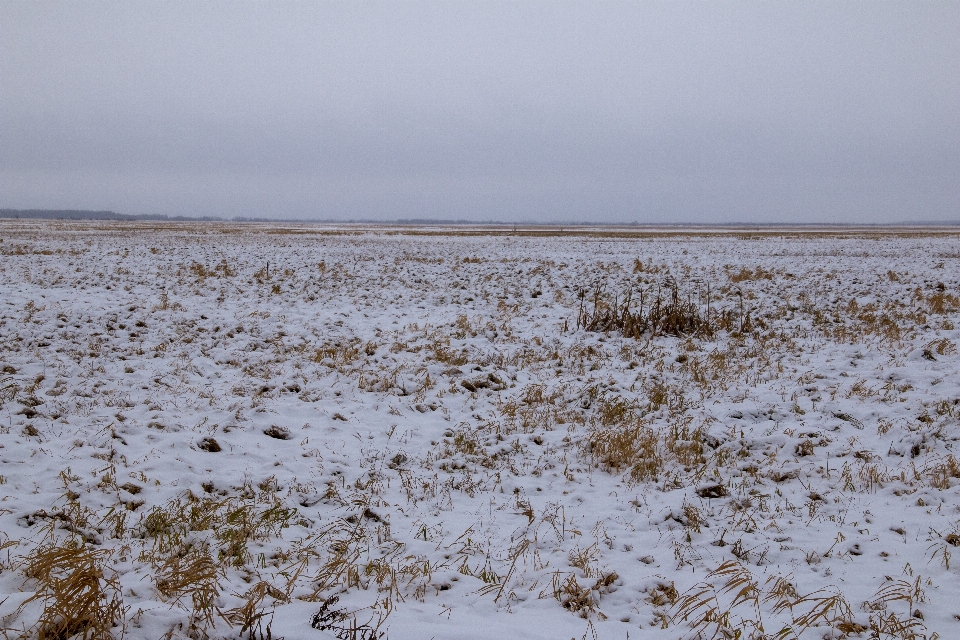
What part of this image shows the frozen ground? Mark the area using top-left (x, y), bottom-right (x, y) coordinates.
top-left (1, 220), bottom-right (959, 640)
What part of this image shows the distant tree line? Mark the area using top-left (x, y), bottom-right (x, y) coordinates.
top-left (2, 209), bottom-right (954, 227)
top-left (0, 209), bottom-right (223, 221)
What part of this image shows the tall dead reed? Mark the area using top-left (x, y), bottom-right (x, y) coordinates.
top-left (576, 277), bottom-right (713, 338)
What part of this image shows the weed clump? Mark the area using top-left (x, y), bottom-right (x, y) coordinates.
top-left (577, 279), bottom-right (712, 339)
top-left (263, 425), bottom-right (291, 440)
top-left (587, 422), bottom-right (660, 482)
top-left (310, 595), bottom-right (384, 640)
top-left (198, 437), bottom-right (221, 452)
top-left (18, 540), bottom-right (124, 640)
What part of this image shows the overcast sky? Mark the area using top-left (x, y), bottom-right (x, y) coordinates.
top-left (2, 2), bottom-right (958, 223)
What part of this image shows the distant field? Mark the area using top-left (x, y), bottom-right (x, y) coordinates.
top-left (1, 220), bottom-right (959, 639)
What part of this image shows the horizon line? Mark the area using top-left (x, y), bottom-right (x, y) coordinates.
top-left (2, 208), bottom-right (960, 228)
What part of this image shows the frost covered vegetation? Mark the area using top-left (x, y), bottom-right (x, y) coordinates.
top-left (1, 220), bottom-right (960, 639)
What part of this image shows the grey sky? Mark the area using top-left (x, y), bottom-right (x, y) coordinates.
top-left (2, 2), bottom-right (958, 223)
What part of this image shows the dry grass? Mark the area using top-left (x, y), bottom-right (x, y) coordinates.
top-left (17, 539), bottom-right (124, 640)
top-left (586, 422), bottom-right (660, 482)
top-left (672, 560), bottom-right (861, 640)
top-left (220, 581), bottom-right (286, 640)
top-left (0, 375), bottom-right (18, 409)
top-left (310, 595), bottom-right (385, 640)
top-left (152, 546), bottom-right (221, 630)
top-left (576, 278), bottom-right (712, 339)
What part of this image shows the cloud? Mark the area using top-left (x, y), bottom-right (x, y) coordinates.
top-left (2, 1), bottom-right (958, 222)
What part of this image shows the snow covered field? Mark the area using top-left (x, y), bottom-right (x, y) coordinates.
top-left (1, 220), bottom-right (959, 640)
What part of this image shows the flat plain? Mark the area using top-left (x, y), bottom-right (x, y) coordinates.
top-left (1, 220), bottom-right (959, 640)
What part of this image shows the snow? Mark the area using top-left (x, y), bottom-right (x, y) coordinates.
top-left (1, 220), bottom-right (959, 639)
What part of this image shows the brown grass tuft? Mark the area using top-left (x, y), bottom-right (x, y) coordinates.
top-left (18, 540), bottom-right (124, 640)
